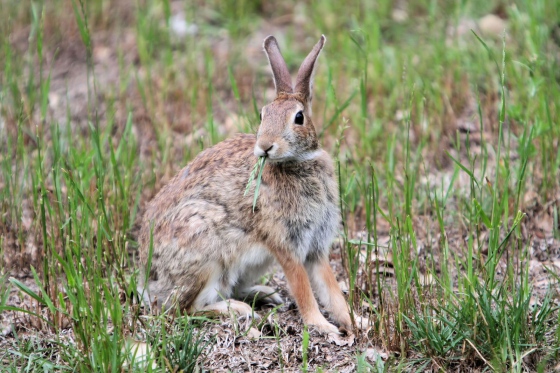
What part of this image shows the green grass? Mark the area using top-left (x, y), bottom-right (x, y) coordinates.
top-left (245, 155), bottom-right (267, 212)
top-left (1, 0), bottom-right (559, 371)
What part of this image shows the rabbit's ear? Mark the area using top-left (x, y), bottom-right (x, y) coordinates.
top-left (294, 35), bottom-right (326, 103)
top-left (263, 36), bottom-right (293, 95)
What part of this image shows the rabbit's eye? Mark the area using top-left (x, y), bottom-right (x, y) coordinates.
top-left (294, 111), bottom-right (304, 125)
top-left (259, 113), bottom-right (262, 121)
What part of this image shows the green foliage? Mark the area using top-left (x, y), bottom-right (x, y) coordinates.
top-left (149, 315), bottom-right (212, 373)
top-left (245, 156), bottom-right (267, 212)
top-left (302, 325), bottom-right (310, 373)
top-left (1, 0), bottom-right (559, 371)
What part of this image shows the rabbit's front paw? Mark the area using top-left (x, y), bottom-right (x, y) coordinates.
top-left (309, 319), bottom-right (341, 335)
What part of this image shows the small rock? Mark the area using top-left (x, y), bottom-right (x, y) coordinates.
top-left (365, 347), bottom-right (388, 362)
top-left (246, 327), bottom-right (262, 340)
top-left (48, 92), bottom-right (60, 110)
top-left (93, 45), bottom-right (111, 62)
top-left (170, 14), bottom-right (198, 37)
top-left (479, 14), bottom-right (506, 36)
top-left (1, 321), bottom-right (13, 337)
top-left (392, 9), bottom-right (408, 23)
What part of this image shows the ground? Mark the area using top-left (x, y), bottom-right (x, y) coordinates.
top-left (1, 0), bottom-right (559, 371)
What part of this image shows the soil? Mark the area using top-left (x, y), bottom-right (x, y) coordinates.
top-left (1, 7), bottom-right (559, 372)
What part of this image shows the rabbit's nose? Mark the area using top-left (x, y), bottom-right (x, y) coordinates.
top-left (254, 143), bottom-right (275, 157)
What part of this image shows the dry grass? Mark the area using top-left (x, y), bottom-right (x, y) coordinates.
top-left (1, 0), bottom-right (559, 371)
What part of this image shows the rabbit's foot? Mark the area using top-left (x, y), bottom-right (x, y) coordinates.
top-left (307, 317), bottom-right (341, 335)
top-left (237, 285), bottom-right (283, 306)
top-left (201, 299), bottom-right (258, 319)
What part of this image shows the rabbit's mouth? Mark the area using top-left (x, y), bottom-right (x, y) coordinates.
top-left (256, 155), bottom-right (283, 164)
top-left (255, 149), bottom-right (323, 164)
top-left (253, 153), bottom-right (288, 164)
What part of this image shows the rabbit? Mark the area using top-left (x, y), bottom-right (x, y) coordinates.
top-left (138, 35), bottom-right (355, 335)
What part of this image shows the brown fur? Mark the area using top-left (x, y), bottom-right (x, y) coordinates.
top-left (138, 35), bottom-right (354, 334)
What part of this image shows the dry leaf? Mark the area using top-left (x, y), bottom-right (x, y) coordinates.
top-left (328, 332), bottom-right (355, 347)
top-left (354, 316), bottom-right (370, 331)
top-left (536, 213), bottom-right (553, 238)
top-left (123, 339), bottom-right (156, 370)
top-left (524, 190), bottom-right (539, 207)
top-left (1, 321), bottom-right (12, 337)
top-left (246, 327), bottom-right (262, 340)
top-left (365, 347), bottom-right (389, 362)
top-left (372, 264), bottom-right (395, 277)
top-left (419, 273), bottom-right (436, 286)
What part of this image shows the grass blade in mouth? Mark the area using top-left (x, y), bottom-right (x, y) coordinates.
top-left (244, 156), bottom-right (266, 212)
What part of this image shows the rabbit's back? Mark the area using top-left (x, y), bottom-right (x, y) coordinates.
top-left (139, 133), bottom-right (256, 260)
top-left (138, 134), bottom-right (266, 309)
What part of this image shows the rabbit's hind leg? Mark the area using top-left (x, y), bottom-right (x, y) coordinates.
top-left (232, 250), bottom-right (282, 306)
top-left (189, 262), bottom-right (257, 318)
top-left (199, 299), bottom-right (255, 318)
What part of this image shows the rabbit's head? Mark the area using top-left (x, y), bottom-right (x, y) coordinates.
top-left (254, 35), bottom-right (326, 162)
